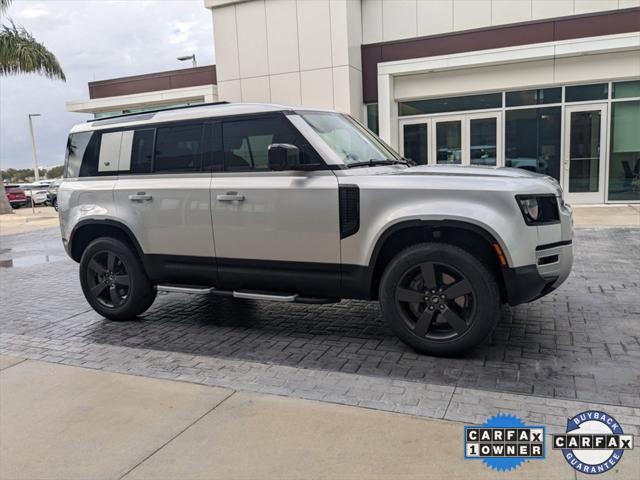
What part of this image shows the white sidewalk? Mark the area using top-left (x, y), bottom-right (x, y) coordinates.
top-left (2, 355), bottom-right (638, 480)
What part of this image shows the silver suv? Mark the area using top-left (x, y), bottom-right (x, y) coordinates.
top-left (59, 103), bottom-right (573, 356)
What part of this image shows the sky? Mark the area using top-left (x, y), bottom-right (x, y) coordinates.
top-left (0, 0), bottom-right (215, 170)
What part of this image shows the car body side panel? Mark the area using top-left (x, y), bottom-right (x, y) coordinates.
top-left (58, 177), bottom-right (118, 243)
top-left (337, 173), bottom-right (560, 269)
top-left (210, 170), bottom-right (340, 264)
top-left (113, 173), bottom-right (215, 258)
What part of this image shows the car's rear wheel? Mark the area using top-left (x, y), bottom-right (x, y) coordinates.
top-left (379, 242), bottom-right (500, 356)
top-left (79, 237), bottom-right (156, 321)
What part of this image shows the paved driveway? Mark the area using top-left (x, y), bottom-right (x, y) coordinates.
top-left (1, 227), bottom-right (639, 428)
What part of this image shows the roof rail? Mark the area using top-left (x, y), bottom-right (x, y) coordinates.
top-left (85, 101), bottom-right (230, 123)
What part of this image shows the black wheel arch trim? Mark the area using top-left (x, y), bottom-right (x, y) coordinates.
top-left (362, 219), bottom-right (512, 301)
top-left (368, 219), bottom-right (509, 268)
top-left (68, 219), bottom-right (145, 262)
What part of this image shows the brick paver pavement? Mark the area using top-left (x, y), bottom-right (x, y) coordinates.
top-left (1, 227), bottom-right (639, 433)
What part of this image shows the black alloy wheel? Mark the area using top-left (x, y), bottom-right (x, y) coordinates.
top-left (79, 237), bottom-right (157, 321)
top-left (395, 261), bottom-right (475, 341)
top-left (86, 250), bottom-right (131, 308)
top-left (379, 242), bottom-right (500, 356)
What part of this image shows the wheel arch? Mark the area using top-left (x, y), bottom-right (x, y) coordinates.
top-left (367, 220), bottom-right (509, 302)
top-left (69, 219), bottom-right (144, 263)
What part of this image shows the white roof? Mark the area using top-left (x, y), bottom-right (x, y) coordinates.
top-left (70, 103), bottom-right (295, 133)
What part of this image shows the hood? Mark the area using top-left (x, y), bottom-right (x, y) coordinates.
top-left (395, 164), bottom-right (545, 179)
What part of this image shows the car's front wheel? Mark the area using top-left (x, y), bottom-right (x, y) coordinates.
top-left (379, 243), bottom-right (500, 356)
top-left (79, 237), bottom-right (156, 321)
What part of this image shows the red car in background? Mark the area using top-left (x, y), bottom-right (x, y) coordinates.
top-left (4, 185), bottom-right (28, 208)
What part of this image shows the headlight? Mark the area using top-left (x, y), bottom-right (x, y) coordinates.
top-left (521, 197), bottom-right (540, 221)
top-left (516, 195), bottom-right (560, 225)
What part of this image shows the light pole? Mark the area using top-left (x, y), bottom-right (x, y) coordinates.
top-left (28, 113), bottom-right (41, 182)
top-left (177, 54), bottom-right (197, 68)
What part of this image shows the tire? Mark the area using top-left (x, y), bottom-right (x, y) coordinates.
top-left (52, 199), bottom-right (58, 211)
top-left (79, 237), bottom-right (157, 321)
top-left (379, 242), bottom-right (500, 356)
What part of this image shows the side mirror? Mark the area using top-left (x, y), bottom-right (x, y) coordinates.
top-left (268, 143), bottom-right (300, 171)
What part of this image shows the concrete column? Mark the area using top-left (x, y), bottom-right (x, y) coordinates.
top-left (377, 72), bottom-right (398, 148)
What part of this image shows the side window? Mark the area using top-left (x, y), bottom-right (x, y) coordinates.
top-left (65, 132), bottom-right (100, 178)
top-left (222, 115), bottom-right (321, 171)
top-left (154, 124), bottom-right (203, 173)
top-left (130, 129), bottom-right (154, 174)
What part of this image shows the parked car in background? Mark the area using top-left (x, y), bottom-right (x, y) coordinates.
top-left (46, 179), bottom-right (62, 210)
top-left (4, 185), bottom-right (28, 208)
top-left (19, 183), bottom-right (50, 205)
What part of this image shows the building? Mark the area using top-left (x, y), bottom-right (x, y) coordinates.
top-left (204, 0), bottom-right (640, 205)
top-left (67, 65), bottom-right (218, 119)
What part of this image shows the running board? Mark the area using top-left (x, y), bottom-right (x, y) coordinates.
top-left (156, 284), bottom-right (218, 295)
top-left (156, 285), bottom-right (297, 302)
top-left (233, 291), bottom-right (298, 302)
top-left (156, 285), bottom-right (339, 304)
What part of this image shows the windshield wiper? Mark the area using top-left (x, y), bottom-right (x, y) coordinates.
top-left (346, 159), bottom-right (410, 168)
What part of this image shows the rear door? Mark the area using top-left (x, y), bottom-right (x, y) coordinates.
top-left (113, 122), bottom-right (216, 284)
top-left (210, 113), bottom-right (341, 296)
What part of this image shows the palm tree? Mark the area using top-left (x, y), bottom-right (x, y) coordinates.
top-left (0, 0), bottom-right (65, 214)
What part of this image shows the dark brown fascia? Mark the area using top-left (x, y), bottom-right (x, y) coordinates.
top-left (361, 7), bottom-right (640, 103)
top-left (89, 65), bottom-right (217, 99)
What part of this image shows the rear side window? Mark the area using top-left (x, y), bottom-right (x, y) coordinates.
top-left (65, 132), bottom-right (101, 178)
top-left (221, 115), bottom-right (321, 171)
top-left (130, 129), bottom-right (154, 174)
top-left (154, 124), bottom-right (203, 173)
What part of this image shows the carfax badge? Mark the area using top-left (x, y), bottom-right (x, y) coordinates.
top-left (464, 414), bottom-right (546, 472)
top-left (553, 410), bottom-right (634, 474)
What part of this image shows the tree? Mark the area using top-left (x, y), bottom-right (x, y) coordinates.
top-left (0, 0), bottom-right (66, 214)
top-left (46, 165), bottom-right (64, 179)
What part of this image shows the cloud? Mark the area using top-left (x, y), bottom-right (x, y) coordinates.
top-left (0, 0), bottom-right (215, 170)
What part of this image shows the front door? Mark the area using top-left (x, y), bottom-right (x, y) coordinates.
top-left (400, 112), bottom-right (501, 166)
top-left (211, 114), bottom-right (341, 295)
top-left (563, 104), bottom-right (607, 204)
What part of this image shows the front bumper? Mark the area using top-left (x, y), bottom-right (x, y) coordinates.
top-left (503, 241), bottom-right (573, 306)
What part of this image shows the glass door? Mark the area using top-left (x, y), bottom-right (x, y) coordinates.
top-left (467, 112), bottom-right (501, 166)
top-left (399, 112), bottom-right (502, 166)
top-left (563, 104), bottom-right (607, 204)
top-left (400, 119), bottom-right (431, 165)
top-left (433, 116), bottom-right (463, 164)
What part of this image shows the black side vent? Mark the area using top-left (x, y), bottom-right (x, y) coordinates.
top-left (339, 185), bottom-right (360, 239)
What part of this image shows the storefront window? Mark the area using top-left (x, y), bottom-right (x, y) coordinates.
top-left (612, 80), bottom-right (640, 99)
top-left (506, 88), bottom-right (561, 107)
top-left (399, 93), bottom-right (502, 116)
top-left (565, 83), bottom-right (608, 102)
top-left (505, 107), bottom-right (561, 180)
top-left (608, 101), bottom-right (640, 201)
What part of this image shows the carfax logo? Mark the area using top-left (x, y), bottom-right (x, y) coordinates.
top-left (464, 414), bottom-right (545, 472)
top-left (553, 410), bottom-right (634, 475)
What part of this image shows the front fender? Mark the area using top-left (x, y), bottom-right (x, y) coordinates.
top-left (341, 190), bottom-right (536, 269)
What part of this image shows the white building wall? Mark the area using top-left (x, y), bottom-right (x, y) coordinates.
top-left (208, 0), bottom-right (364, 119)
top-left (362, 0), bottom-right (639, 43)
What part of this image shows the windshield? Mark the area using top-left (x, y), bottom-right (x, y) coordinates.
top-left (298, 111), bottom-right (401, 166)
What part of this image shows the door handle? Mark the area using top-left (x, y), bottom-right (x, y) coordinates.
top-left (128, 193), bottom-right (153, 202)
top-left (216, 192), bottom-right (245, 202)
